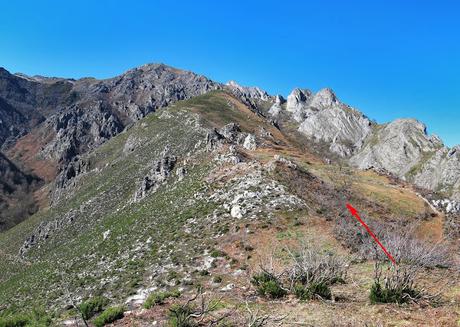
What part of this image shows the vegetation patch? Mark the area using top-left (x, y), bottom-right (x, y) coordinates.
top-left (93, 306), bottom-right (125, 327)
top-left (370, 263), bottom-right (421, 304)
top-left (78, 296), bottom-right (109, 320)
top-left (251, 271), bottom-right (287, 299)
top-left (144, 290), bottom-right (181, 309)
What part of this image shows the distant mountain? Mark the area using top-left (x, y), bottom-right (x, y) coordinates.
top-left (0, 64), bottom-right (458, 326)
top-left (268, 87), bottom-right (460, 201)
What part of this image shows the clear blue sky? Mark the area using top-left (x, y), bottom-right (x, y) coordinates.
top-left (1, 0), bottom-right (459, 146)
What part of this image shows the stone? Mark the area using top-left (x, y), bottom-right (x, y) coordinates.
top-left (243, 134), bottom-right (257, 150)
top-left (230, 205), bottom-right (243, 218)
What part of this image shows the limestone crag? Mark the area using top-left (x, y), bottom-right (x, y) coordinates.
top-left (133, 147), bottom-right (177, 202)
top-left (284, 88), bottom-right (373, 156)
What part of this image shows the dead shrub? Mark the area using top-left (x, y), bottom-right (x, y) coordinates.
top-left (369, 262), bottom-right (440, 305)
top-left (335, 215), bottom-right (452, 268)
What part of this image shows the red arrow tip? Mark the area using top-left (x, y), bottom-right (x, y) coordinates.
top-left (346, 203), bottom-right (357, 216)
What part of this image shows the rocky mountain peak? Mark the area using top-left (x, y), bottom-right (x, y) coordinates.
top-left (310, 88), bottom-right (338, 108)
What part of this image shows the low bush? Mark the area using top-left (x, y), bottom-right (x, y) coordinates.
top-left (167, 303), bottom-right (195, 327)
top-left (93, 306), bottom-right (125, 327)
top-left (251, 271), bottom-right (287, 299)
top-left (369, 263), bottom-right (421, 304)
top-left (0, 314), bottom-right (29, 327)
top-left (144, 290), bottom-right (181, 309)
top-left (335, 215), bottom-right (452, 268)
top-left (0, 308), bottom-right (51, 327)
top-left (78, 296), bottom-right (109, 320)
top-left (294, 282), bottom-right (332, 301)
top-left (287, 245), bottom-right (348, 287)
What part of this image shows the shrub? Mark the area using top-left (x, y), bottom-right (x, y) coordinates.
top-left (251, 272), bottom-right (287, 299)
top-left (294, 282), bottom-right (332, 301)
top-left (78, 296), bottom-right (109, 320)
top-left (0, 314), bottom-right (29, 327)
top-left (0, 308), bottom-right (51, 327)
top-left (369, 263), bottom-right (421, 304)
top-left (213, 275), bottom-right (222, 283)
top-left (168, 303), bottom-right (195, 327)
top-left (286, 245), bottom-right (348, 287)
top-left (335, 215), bottom-right (452, 268)
top-left (144, 290), bottom-right (181, 309)
top-left (210, 249), bottom-right (226, 258)
top-left (93, 306), bottom-right (125, 327)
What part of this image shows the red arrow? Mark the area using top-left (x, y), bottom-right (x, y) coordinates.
top-left (346, 203), bottom-right (396, 265)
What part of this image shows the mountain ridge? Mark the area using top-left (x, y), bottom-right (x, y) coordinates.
top-left (0, 62), bottom-right (459, 228)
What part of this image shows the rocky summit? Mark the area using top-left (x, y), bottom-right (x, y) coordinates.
top-left (0, 64), bottom-right (459, 326)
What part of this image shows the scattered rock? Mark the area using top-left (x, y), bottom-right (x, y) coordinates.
top-left (230, 205), bottom-right (243, 218)
top-left (133, 147), bottom-right (177, 202)
top-left (243, 134), bottom-right (257, 150)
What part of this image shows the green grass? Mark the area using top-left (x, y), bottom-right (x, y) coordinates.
top-left (93, 306), bottom-right (125, 327)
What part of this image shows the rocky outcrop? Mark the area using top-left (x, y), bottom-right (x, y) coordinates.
top-left (41, 101), bottom-right (124, 163)
top-left (268, 95), bottom-right (285, 117)
top-left (412, 146), bottom-right (460, 200)
top-left (348, 119), bottom-right (460, 199)
top-left (204, 123), bottom-right (251, 151)
top-left (350, 119), bottom-right (443, 176)
top-left (284, 88), bottom-right (373, 156)
top-left (243, 134), bottom-right (257, 150)
top-left (226, 80), bottom-right (271, 109)
top-left (51, 155), bottom-right (92, 204)
top-left (432, 198), bottom-right (460, 214)
top-left (19, 210), bottom-right (77, 256)
top-left (133, 147), bottom-right (177, 202)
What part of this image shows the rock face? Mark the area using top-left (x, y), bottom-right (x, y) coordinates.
top-left (1, 64), bottom-right (220, 164)
top-left (268, 95), bottom-right (285, 117)
top-left (284, 88), bottom-right (373, 156)
top-left (412, 146), bottom-right (460, 200)
top-left (133, 147), bottom-right (177, 202)
top-left (226, 80), bottom-right (271, 109)
top-left (350, 119), bottom-right (443, 176)
top-left (52, 155), bottom-right (92, 203)
top-left (349, 119), bottom-right (460, 200)
top-left (0, 68), bottom-right (73, 149)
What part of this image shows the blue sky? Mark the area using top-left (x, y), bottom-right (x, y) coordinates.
top-left (1, 0), bottom-right (459, 146)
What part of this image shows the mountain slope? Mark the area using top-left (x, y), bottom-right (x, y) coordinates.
top-left (0, 152), bottom-right (41, 231)
top-left (0, 91), bottom-right (458, 326)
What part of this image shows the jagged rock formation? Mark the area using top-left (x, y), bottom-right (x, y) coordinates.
top-left (133, 147), bottom-right (177, 202)
top-left (225, 80), bottom-right (271, 109)
top-left (350, 119), bottom-right (460, 200)
top-left (1, 63), bottom-right (220, 164)
top-left (412, 146), bottom-right (460, 200)
top-left (268, 95), bottom-right (285, 117)
top-left (52, 155), bottom-right (92, 203)
top-left (350, 119), bottom-right (443, 176)
top-left (270, 86), bottom-right (459, 200)
top-left (282, 88), bottom-right (373, 156)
